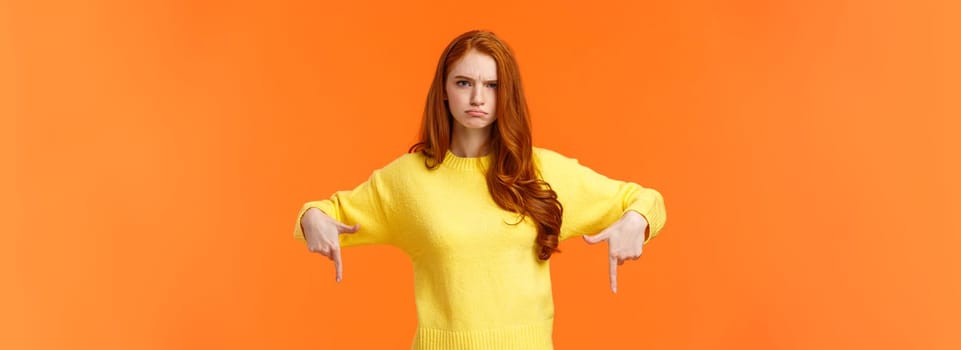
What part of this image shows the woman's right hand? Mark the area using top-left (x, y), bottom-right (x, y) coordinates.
top-left (300, 208), bottom-right (360, 282)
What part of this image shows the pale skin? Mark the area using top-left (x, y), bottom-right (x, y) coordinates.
top-left (301, 49), bottom-right (649, 293)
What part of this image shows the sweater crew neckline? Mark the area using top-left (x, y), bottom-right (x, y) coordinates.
top-left (442, 149), bottom-right (492, 171)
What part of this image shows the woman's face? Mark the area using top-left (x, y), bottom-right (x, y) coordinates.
top-left (445, 49), bottom-right (498, 131)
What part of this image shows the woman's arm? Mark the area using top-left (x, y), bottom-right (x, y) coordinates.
top-left (536, 148), bottom-right (667, 293)
top-left (535, 148), bottom-right (666, 243)
top-left (293, 168), bottom-right (394, 248)
top-left (293, 167), bottom-right (396, 282)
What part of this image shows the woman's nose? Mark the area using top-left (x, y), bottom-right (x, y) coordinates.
top-left (470, 87), bottom-right (484, 106)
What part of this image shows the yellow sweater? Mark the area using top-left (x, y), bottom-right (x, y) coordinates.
top-left (293, 147), bottom-right (666, 349)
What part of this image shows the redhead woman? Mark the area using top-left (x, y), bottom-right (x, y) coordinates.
top-left (293, 30), bottom-right (666, 349)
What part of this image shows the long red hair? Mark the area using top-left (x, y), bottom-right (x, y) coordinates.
top-left (409, 30), bottom-right (564, 260)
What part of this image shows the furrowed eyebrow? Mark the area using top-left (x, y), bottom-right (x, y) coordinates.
top-left (453, 75), bottom-right (498, 83)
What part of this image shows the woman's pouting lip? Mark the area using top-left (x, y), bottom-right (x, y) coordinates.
top-left (466, 110), bottom-right (487, 116)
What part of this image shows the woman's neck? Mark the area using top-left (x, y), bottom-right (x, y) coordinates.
top-left (450, 126), bottom-right (491, 157)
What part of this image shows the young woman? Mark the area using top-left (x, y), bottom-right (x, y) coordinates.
top-left (294, 30), bottom-right (666, 349)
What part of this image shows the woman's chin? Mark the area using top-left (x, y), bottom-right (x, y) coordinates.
top-left (455, 118), bottom-right (495, 130)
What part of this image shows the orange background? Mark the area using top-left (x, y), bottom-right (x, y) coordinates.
top-left (4, 0), bottom-right (960, 349)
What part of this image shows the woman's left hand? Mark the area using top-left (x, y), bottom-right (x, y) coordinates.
top-left (583, 211), bottom-right (649, 294)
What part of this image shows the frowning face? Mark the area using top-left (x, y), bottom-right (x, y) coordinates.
top-left (445, 49), bottom-right (498, 131)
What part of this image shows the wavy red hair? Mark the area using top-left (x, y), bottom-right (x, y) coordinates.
top-left (409, 30), bottom-right (564, 260)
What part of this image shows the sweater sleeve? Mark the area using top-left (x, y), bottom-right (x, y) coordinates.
top-left (537, 149), bottom-right (667, 243)
top-left (293, 168), bottom-right (395, 248)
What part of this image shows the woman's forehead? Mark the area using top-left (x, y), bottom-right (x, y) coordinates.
top-left (449, 51), bottom-right (497, 80)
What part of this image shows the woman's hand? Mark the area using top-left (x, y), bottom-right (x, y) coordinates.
top-left (301, 208), bottom-right (360, 282)
top-left (583, 211), bottom-right (649, 294)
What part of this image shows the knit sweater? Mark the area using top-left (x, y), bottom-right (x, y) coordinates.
top-left (293, 147), bottom-right (666, 349)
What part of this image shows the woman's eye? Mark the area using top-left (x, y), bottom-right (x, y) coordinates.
top-left (487, 83), bottom-right (498, 89)
top-left (456, 80), bottom-right (470, 87)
